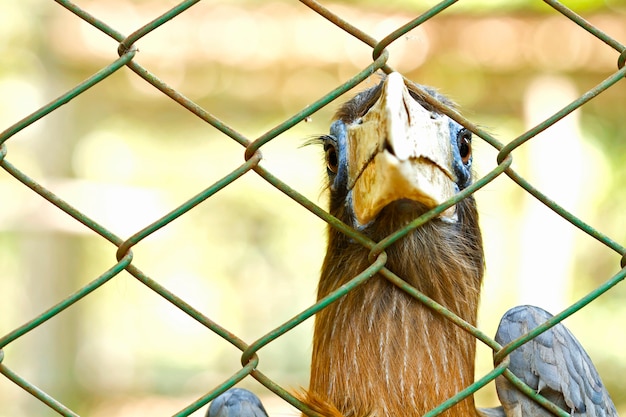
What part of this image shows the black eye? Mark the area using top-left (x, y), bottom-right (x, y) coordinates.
top-left (324, 142), bottom-right (339, 174)
top-left (457, 128), bottom-right (472, 164)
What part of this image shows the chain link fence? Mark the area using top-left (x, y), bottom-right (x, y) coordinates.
top-left (1, 0), bottom-right (625, 416)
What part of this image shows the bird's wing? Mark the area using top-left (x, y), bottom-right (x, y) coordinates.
top-left (207, 388), bottom-right (269, 417)
top-left (494, 305), bottom-right (617, 417)
top-left (477, 405), bottom-right (506, 417)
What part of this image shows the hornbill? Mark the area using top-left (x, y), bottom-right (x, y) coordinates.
top-left (207, 73), bottom-right (617, 417)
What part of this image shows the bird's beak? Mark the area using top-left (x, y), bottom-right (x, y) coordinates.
top-left (347, 72), bottom-right (458, 225)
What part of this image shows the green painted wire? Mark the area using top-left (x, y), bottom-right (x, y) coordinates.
top-left (1, 1), bottom-right (625, 416)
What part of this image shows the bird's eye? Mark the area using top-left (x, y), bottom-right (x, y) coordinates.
top-left (324, 142), bottom-right (339, 174)
top-left (457, 128), bottom-right (472, 164)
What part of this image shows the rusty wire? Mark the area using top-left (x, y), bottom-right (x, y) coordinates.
top-left (1, 0), bottom-right (625, 416)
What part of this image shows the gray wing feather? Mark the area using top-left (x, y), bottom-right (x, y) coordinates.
top-left (494, 305), bottom-right (617, 417)
top-left (207, 388), bottom-right (269, 417)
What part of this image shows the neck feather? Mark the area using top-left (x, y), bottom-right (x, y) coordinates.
top-left (307, 202), bottom-right (484, 417)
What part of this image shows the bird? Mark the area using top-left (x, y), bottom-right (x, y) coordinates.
top-left (206, 72), bottom-right (617, 417)
top-left (207, 388), bottom-right (269, 417)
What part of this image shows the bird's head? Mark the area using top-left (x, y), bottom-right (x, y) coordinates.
top-left (320, 72), bottom-right (474, 234)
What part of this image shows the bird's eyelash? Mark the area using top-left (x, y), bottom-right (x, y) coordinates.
top-left (302, 134), bottom-right (336, 148)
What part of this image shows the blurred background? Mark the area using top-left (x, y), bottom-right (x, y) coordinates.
top-left (1, 0), bottom-right (625, 416)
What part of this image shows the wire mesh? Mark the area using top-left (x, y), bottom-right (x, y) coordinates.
top-left (0, 1), bottom-right (625, 416)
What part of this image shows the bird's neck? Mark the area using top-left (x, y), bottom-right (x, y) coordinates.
top-left (308, 217), bottom-right (483, 417)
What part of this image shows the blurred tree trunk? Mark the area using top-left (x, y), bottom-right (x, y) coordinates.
top-left (17, 9), bottom-right (87, 414)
